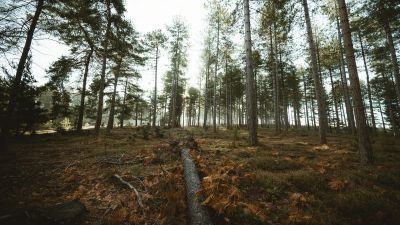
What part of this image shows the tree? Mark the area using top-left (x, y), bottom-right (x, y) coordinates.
top-left (302, 0), bottom-right (328, 144)
top-left (337, 0), bottom-right (373, 164)
top-left (2, 0), bottom-right (44, 139)
top-left (366, 0), bottom-right (400, 105)
top-left (146, 30), bottom-right (167, 127)
top-left (243, 0), bottom-right (257, 145)
top-left (357, 31), bottom-right (376, 132)
top-left (106, 17), bottom-right (144, 133)
top-left (1, 57), bottom-right (47, 136)
top-left (46, 0), bottom-right (102, 131)
top-left (187, 87), bottom-right (200, 126)
top-left (201, 33), bottom-right (213, 129)
top-left (166, 17), bottom-right (189, 127)
top-left (94, 0), bottom-right (125, 135)
top-left (46, 56), bottom-right (77, 127)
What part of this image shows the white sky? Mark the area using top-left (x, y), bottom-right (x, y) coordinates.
top-left (27, 0), bottom-right (208, 97)
top-left (8, 0), bottom-right (371, 95)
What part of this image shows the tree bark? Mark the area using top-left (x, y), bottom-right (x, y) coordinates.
top-left (203, 53), bottom-right (210, 129)
top-left (358, 31), bottom-right (376, 132)
top-left (225, 53), bottom-right (230, 129)
top-left (270, 26), bottom-right (280, 133)
top-left (106, 60), bottom-right (121, 134)
top-left (329, 68), bottom-right (340, 132)
top-left (77, 48), bottom-right (93, 131)
top-left (181, 149), bottom-right (212, 225)
top-left (337, 0), bottom-right (373, 164)
top-left (213, 15), bottom-right (220, 133)
top-left (120, 78), bottom-right (128, 128)
top-left (303, 74), bottom-right (310, 130)
top-left (94, 0), bottom-right (112, 135)
top-left (152, 45), bottom-right (159, 127)
top-left (335, 4), bottom-right (355, 135)
top-left (302, 0), bottom-right (327, 144)
top-left (243, 0), bottom-right (258, 145)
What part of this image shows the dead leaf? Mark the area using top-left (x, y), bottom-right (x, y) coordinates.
top-left (328, 179), bottom-right (347, 191)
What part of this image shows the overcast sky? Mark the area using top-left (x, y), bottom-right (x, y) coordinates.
top-left (26, 0), bottom-right (208, 96)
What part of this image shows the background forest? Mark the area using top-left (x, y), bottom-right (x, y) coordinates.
top-left (0, 0), bottom-right (400, 224)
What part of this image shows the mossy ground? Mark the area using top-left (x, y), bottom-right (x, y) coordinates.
top-left (0, 127), bottom-right (399, 225)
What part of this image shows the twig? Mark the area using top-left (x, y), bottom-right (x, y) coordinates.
top-left (132, 176), bottom-right (148, 192)
top-left (112, 174), bottom-right (145, 216)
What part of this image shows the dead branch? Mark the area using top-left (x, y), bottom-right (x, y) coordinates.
top-left (112, 174), bottom-right (145, 216)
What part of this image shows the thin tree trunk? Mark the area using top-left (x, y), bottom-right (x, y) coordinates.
top-left (77, 48), bottom-right (93, 131)
top-left (198, 77), bottom-right (201, 127)
top-left (358, 31), bottom-right (376, 132)
top-left (337, 0), bottom-right (373, 164)
top-left (152, 45), bottom-right (159, 127)
top-left (335, 4), bottom-right (355, 135)
top-left (378, 100), bottom-right (386, 133)
top-left (304, 74), bottom-right (310, 130)
top-left (243, 0), bottom-right (258, 145)
top-left (302, 0), bottom-right (327, 144)
top-left (271, 27), bottom-right (280, 133)
top-left (171, 31), bottom-right (181, 128)
top-left (135, 101), bottom-right (138, 126)
top-left (203, 55), bottom-right (210, 129)
top-left (120, 78), bottom-right (128, 128)
top-left (225, 53), bottom-right (230, 129)
top-left (329, 68), bottom-right (340, 132)
top-left (213, 15), bottom-right (220, 133)
top-left (106, 59), bottom-right (121, 133)
top-left (95, 1), bottom-right (112, 135)
top-left (218, 87), bottom-right (221, 125)
top-left (3, 0), bottom-right (44, 138)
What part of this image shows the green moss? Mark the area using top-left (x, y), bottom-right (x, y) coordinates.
top-left (249, 157), bottom-right (303, 171)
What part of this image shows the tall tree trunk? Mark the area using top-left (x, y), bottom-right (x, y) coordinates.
top-left (378, 100), bottom-right (386, 133)
top-left (381, 16), bottom-right (400, 105)
top-left (225, 53), bottom-right (230, 129)
top-left (152, 45), bottom-right (159, 127)
top-left (171, 31), bottom-right (181, 128)
top-left (218, 87), bottom-right (221, 125)
top-left (358, 31), bottom-right (376, 132)
top-left (77, 48), bottom-right (93, 131)
top-left (198, 77), bottom-right (201, 127)
top-left (335, 4), bottom-right (355, 135)
top-left (329, 68), bottom-right (340, 132)
top-left (120, 78), bottom-right (128, 128)
top-left (95, 1), bottom-right (112, 135)
top-left (279, 51), bottom-right (289, 131)
top-left (3, 0), bottom-right (44, 138)
top-left (302, 0), bottom-right (327, 144)
top-left (135, 101), bottom-right (138, 126)
top-left (337, 0), bottom-right (373, 164)
top-left (107, 59), bottom-right (121, 134)
top-left (213, 15), bottom-right (220, 133)
top-left (243, 0), bottom-right (258, 145)
top-left (271, 27), bottom-right (280, 133)
top-left (203, 55), bottom-right (210, 129)
top-left (303, 74), bottom-right (310, 130)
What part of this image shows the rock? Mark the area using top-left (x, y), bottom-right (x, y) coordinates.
top-left (42, 200), bottom-right (86, 222)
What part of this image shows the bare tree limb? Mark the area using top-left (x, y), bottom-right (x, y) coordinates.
top-left (112, 174), bottom-right (145, 216)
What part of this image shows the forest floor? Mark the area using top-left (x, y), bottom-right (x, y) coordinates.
top-left (0, 127), bottom-right (400, 225)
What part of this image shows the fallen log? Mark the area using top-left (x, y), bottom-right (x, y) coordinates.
top-left (181, 148), bottom-right (212, 225)
top-left (112, 174), bottom-right (145, 216)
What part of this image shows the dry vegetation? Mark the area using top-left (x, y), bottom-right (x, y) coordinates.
top-left (0, 127), bottom-right (399, 225)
